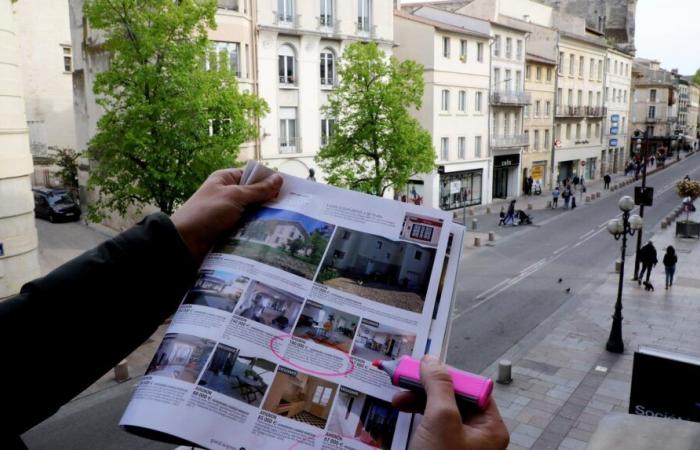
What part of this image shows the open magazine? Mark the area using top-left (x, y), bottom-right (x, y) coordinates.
top-left (120, 161), bottom-right (464, 450)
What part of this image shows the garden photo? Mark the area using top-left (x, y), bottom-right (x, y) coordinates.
top-left (182, 269), bottom-right (250, 313)
top-left (145, 333), bottom-right (216, 384)
top-left (351, 319), bottom-right (416, 362)
top-left (217, 207), bottom-right (335, 280)
top-left (232, 280), bottom-right (305, 333)
top-left (292, 301), bottom-right (359, 353)
top-left (316, 227), bottom-right (437, 313)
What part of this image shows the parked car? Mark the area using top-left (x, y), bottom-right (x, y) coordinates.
top-left (32, 188), bottom-right (81, 223)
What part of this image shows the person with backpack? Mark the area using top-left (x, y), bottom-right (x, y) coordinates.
top-left (603, 173), bottom-right (611, 190)
top-left (663, 246), bottom-right (678, 289)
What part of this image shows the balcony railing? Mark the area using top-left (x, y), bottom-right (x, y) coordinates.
top-left (273, 11), bottom-right (300, 28)
top-left (555, 105), bottom-right (607, 118)
top-left (490, 134), bottom-right (529, 148)
top-left (279, 136), bottom-right (301, 154)
top-left (490, 90), bottom-right (530, 106)
top-left (356, 22), bottom-right (377, 38)
top-left (317, 16), bottom-right (341, 33)
top-left (645, 116), bottom-right (659, 123)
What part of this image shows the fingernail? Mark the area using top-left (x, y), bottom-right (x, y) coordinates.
top-left (423, 354), bottom-right (439, 365)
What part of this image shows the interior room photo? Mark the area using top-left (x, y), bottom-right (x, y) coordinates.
top-left (146, 333), bottom-right (216, 384)
top-left (328, 387), bottom-right (399, 450)
top-left (232, 280), bottom-right (304, 333)
top-left (351, 320), bottom-right (416, 362)
top-left (292, 301), bottom-right (359, 353)
top-left (182, 269), bottom-right (250, 313)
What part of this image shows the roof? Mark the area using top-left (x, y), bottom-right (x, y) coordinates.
top-left (396, 8), bottom-right (490, 39)
top-left (526, 53), bottom-right (556, 65)
top-left (558, 30), bottom-right (608, 49)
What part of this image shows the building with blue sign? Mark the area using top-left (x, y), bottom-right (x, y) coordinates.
top-left (603, 48), bottom-right (633, 176)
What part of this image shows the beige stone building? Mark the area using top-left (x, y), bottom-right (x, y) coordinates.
top-left (602, 47), bottom-right (633, 175)
top-left (523, 54), bottom-right (556, 189)
top-left (0, 0), bottom-right (41, 299)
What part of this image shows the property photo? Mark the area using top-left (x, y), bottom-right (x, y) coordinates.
top-left (261, 367), bottom-right (338, 430)
top-left (327, 386), bottom-right (399, 450)
top-left (197, 343), bottom-right (275, 407)
top-left (182, 269), bottom-right (250, 313)
top-left (351, 319), bottom-right (416, 362)
top-left (146, 333), bottom-right (216, 384)
top-left (399, 213), bottom-right (443, 248)
top-left (217, 207), bottom-right (335, 280)
top-left (232, 280), bottom-right (304, 333)
top-left (292, 301), bottom-right (359, 353)
top-left (317, 227), bottom-right (437, 313)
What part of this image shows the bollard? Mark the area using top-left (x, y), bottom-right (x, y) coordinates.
top-left (486, 206), bottom-right (492, 214)
top-left (661, 221), bottom-right (668, 229)
top-left (497, 360), bottom-right (512, 384)
top-left (585, 196), bottom-right (591, 203)
top-left (596, 192), bottom-right (601, 199)
top-left (527, 203), bottom-right (533, 210)
top-left (473, 237), bottom-right (481, 247)
top-left (488, 231), bottom-right (496, 241)
top-left (546, 200), bottom-right (552, 208)
top-left (114, 359), bottom-right (129, 382)
top-left (471, 218), bottom-right (478, 231)
top-left (615, 259), bottom-right (622, 273)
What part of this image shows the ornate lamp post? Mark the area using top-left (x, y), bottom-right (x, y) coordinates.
top-left (606, 196), bottom-right (643, 353)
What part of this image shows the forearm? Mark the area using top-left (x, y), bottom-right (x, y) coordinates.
top-left (0, 213), bottom-right (198, 435)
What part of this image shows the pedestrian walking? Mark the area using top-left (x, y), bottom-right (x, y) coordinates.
top-left (663, 246), bottom-right (678, 289)
top-left (505, 199), bottom-right (516, 225)
top-left (603, 173), bottom-right (611, 190)
top-left (572, 175), bottom-right (580, 192)
top-left (637, 240), bottom-right (658, 286)
top-left (527, 176), bottom-right (534, 196)
top-left (307, 168), bottom-right (317, 182)
top-left (552, 187), bottom-right (560, 208)
top-left (563, 187), bottom-right (571, 209)
top-left (570, 192), bottom-right (577, 209)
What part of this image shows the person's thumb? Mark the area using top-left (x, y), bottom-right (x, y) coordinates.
top-left (233, 173), bottom-right (283, 207)
top-left (420, 355), bottom-right (461, 425)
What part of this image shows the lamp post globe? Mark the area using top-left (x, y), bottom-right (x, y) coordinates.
top-left (629, 214), bottom-right (644, 231)
top-left (618, 195), bottom-right (635, 212)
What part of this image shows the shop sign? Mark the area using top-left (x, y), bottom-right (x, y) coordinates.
top-left (611, 127), bottom-right (619, 135)
top-left (611, 114), bottom-right (620, 123)
top-left (609, 139), bottom-right (618, 147)
top-left (494, 154), bottom-right (520, 168)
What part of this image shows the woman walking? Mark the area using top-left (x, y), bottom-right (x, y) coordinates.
top-left (663, 246), bottom-right (678, 289)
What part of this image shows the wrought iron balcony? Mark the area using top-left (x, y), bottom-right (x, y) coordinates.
top-left (490, 134), bottom-right (529, 148)
top-left (279, 136), bottom-right (301, 154)
top-left (645, 117), bottom-right (659, 123)
top-left (317, 16), bottom-right (341, 34)
top-left (555, 105), bottom-right (607, 118)
top-left (273, 11), bottom-right (301, 28)
top-left (490, 90), bottom-right (530, 106)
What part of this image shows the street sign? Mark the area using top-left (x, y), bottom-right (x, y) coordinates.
top-left (611, 114), bottom-right (620, 123)
top-left (629, 346), bottom-right (700, 422)
top-left (609, 139), bottom-right (619, 147)
top-left (610, 127), bottom-right (619, 135)
top-left (580, 160), bottom-right (586, 166)
top-left (634, 186), bottom-right (654, 206)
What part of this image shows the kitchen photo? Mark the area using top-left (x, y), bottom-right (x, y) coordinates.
top-left (145, 333), bottom-right (216, 384)
top-left (261, 367), bottom-right (338, 430)
top-left (232, 280), bottom-right (304, 333)
top-left (351, 319), bottom-right (416, 362)
top-left (197, 343), bottom-right (275, 407)
top-left (292, 301), bottom-right (359, 354)
top-left (182, 269), bottom-right (250, 313)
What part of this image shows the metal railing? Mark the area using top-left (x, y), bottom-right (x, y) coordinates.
top-left (317, 16), bottom-right (341, 33)
top-left (555, 105), bottom-right (607, 118)
top-left (273, 11), bottom-right (300, 28)
top-left (490, 134), bottom-right (529, 148)
top-left (356, 22), bottom-right (377, 38)
top-left (489, 90), bottom-right (530, 106)
top-left (645, 117), bottom-right (659, 123)
top-left (279, 136), bottom-right (301, 154)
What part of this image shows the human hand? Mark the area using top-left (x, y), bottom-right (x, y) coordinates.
top-left (171, 169), bottom-right (283, 263)
top-left (392, 355), bottom-right (509, 450)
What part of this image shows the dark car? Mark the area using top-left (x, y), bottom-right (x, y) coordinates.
top-left (32, 188), bottom-right (81, 223)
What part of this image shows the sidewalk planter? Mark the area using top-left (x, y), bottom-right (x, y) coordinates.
top-left (676, 221), bottom-right (700, 239)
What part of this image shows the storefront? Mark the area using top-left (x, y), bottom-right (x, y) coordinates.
top-left (530, 161), bottom-right (547, 187)
top-left (492, 154), bottom-right (520, 199)
top-left (584, 157), bottom-right (597, 180)
top-left (438, 169), bottom-right (483, 210)
top-left (398, 180), bottom-right (425, 206)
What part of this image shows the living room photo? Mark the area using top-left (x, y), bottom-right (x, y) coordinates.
top-left (145, 333), bottom-right (216, 384)
top-left (292, 300), bottom-right (359, 353)
top-left (232, 280), bottom-right (304, 333)
top-left (351, 319), bottom-right (416, 363)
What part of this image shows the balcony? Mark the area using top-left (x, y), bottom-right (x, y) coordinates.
top-left (555, 105), bottom-right (607, 118)
top-left (273, 11), bottom-right (300, 29)
top-left (490, 134), bottom-right (529, 148)
top-left (490, 90), bottom-right (530, 106)
top-left (356, 22), bottom-right (377, 39)
top-left (317, 16), bottom-right (341, 34)
top-left (645, 117), bottom-right (659, 124)
top-left (279, 136), bottom-right (301, 154)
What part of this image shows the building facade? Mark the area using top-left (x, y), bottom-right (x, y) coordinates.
top-left (393, 7), bottom-right (491, 210)
top-left (631, 59), bottom-right (678, 154)
top-left (602, 47), bottom-right (632, 175)
top-left (523, 54), bottom-right (556, 190)
top-left (684, 79), bottom-right (700, 148)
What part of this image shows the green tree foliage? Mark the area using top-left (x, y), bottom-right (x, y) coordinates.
top-left (50, 147), bottom-right (80, 190)
top-left (693, 68), bottom-right (700, 86)
top-left (84, 0), bottom-right (268, 219)
top-left (285, 236), bottom-right (306, 256)
top-left (316, 42), bottom-right (434, 197)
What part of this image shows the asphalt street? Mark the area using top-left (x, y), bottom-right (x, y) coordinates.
top-left (446, 153), bottom-right (700, 373)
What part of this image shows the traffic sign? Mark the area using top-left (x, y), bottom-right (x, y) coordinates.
top-left (611, 114), bottom-right (620, 123)
top-left (554, 139), bottom-right (562, 149)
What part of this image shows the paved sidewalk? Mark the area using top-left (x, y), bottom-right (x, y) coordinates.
top-left (483, 206), bottom-right (700, 449)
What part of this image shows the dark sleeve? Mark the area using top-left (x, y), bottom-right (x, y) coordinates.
top-left (0, 213), bottom-right (199, 436)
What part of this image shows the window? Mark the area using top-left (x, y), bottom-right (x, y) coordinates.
top-left (524, 105), bottom-right (529, 118)
top-left (245, 43), bottom-right (250, 78)
top-left (607, 57), bottom-right (611, 72)
top-left (279, 107), bottom-right (298, 152)
top-left (320, 50), bottom-right (335, 86)
top-left (557, 88), bottom-right (563, 106)
top-left (536, 66), bottom-right (542, 81)
top-left (458, 90), bottom-right (466, 112)
top-left (595, 123), bottom-right (600, 137)
top-left (477, 42), bottom-right (484, 62)
top-left (342, 230), bottom-right (351, 240)
top-left (410, 224), bottom-right (434, 241)
top-left (544, 129), bottom-right (550, 150)
top-left (440, 137), bottom-right (449, 160)
top-left (623, 90), bottom-right (627, 103)
top-left (566, 123), bottom-right (571, 139)
top-left (587, 123), bottom-right (592, 139)
top-left (545, 100), bottom-right (551, 117)
top-left (218, 0), bottom-right (240, 11)
top-left (504, 112), bottom-right (511, 135)
top-left (614, 60), bottom-right (618, 74)
top-left (559, 51), bottom-right (564, 74)
top-left (320, 117), bottom-right (334, 146)
top-left (442, 36), bottom-right (451, 58)
top-left (375, 241), bottom-right (383, 249)
top-left (622, 117), bottom-right (626, 130)
top-left (576, 123), bottom-right (581, 139)
top-left (526, 65), bottom-right (532, 80)
top-left (312, 386), bottom-right (333, 406)
top-left (208, 41), bottom-right (241, 76)
top-left (579, 56), bottom-right (584, 77)
top-left (208, 118), bottom-right (232, 136)
top-left (648, 106), bottom-right (656, 118)
top-left (460, 39), bottom-right (467, 62)
top-left (650, 89), bottom-right (657, 102)
top-left (598, 59), bottom-right (603, 80)
top-left (414, 250), bottom-right (423, 261)
top-left (546, 67), bottom-right (552, 81)
top-left (534, 130), bottom-right (540, 150)
top-left (441, 89), bottom-right (450, 112)
top-left (277, 0), bottom-right (294, 23)
top-left (588, 90), bottom-right (593, 107)
top-left (505, 37), bottom-right (512, 58)
top-left (475, 91), bottom-right (483, 112)
top-left (278, 44), bottom-right (296, 84)
top-left (646, 126), bottom-right (654, 136)
top-left (516, 40), bottom-right (523, 60)
top-left (475, 136), bottom-right (482, 157)
top-left (535, 100), bottom-right (541, 117)
top-left (524, 129), bottom-right (529, 148)
top-left (505, 69), bottom-right (511, 92)
top-left (61, 46), bottom-right (72, 72)
top-left (494, 35), bottom-right (501, 57)
top-left (458, 136), bottom-right (466, 159)
top-left (515, 71), bottom-right (521, 91)
top-left (493, 68), bottom-right (501, 88)
top-left (577, 90), bottom-right (582, 106)
top-left (567, 89), bottom-right (573, 105)
top-left (556, 123), bottom-right (562, 139)
top-left (569, 54), bottom-right (574, 75)
top-left (320, 0), bottom-right (334, 27)
top-left (357, 0), bottom-right (371, 32)
top-left (589, 58), bottom-right (595, 79)
top-left (596, 91), bottom-right (601, 106)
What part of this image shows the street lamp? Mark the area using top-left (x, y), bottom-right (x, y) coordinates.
top-left (606, 195), bottom-right (643, 353)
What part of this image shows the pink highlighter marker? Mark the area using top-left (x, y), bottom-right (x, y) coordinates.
top-left (372, 356), bottom-right (494, 411)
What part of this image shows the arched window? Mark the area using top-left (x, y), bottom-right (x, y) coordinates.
top-left (278, 44), bottom-right (296, 85)
top-left (320, 49), bottom-right (335, 86)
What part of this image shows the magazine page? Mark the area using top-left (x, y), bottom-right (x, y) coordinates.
top-left (120, 172), bottom-right (454, 450)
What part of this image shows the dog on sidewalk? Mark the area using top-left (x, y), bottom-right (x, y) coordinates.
top-left (643, 281), bottom-right (655, 292)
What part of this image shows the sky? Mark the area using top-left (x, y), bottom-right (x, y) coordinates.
top-left (635, 0), bottom-right (700, 75)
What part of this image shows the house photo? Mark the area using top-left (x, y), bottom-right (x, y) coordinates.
top-left (217, 207), bottom-right (335, 280)
top-left (261, 367), bottom-right (338, 430)
top-left (351, 319), bottom-right (416, 362)
top-left (327, 386), bottom-right (399, 450)
top-left (232, 280), bottom-right (304, 333)
top-left (399, 213), bottom-right (443, 248)
top-left (182, 269), bottom-right (250, 313)
top-left (317, 227), bottom-right (437, 313)
top-left (146, 333), bottom-right (216, 384)
top-left (197, 343), bottom-right (275, 407)
top-left (292, 301), bottom-right (359, 354)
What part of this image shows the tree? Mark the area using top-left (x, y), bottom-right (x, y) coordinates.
top-left (51, 147), bottom-right (80, 191)
top-left (84, 0), bottom-right (268, 219)
top-left (316, 42), bottom-right (434, 197)
top-left (693, 68), bottom-right (700, 86)
top-left (677, 179), bottom-right (700, 222)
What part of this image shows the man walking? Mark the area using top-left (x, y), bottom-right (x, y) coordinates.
top-left (637, 240), bottom-right (658, 286)
top-left (603, 173), bottom-right (611, 190)
top-left (563, 186), bottom-right (571, 209)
